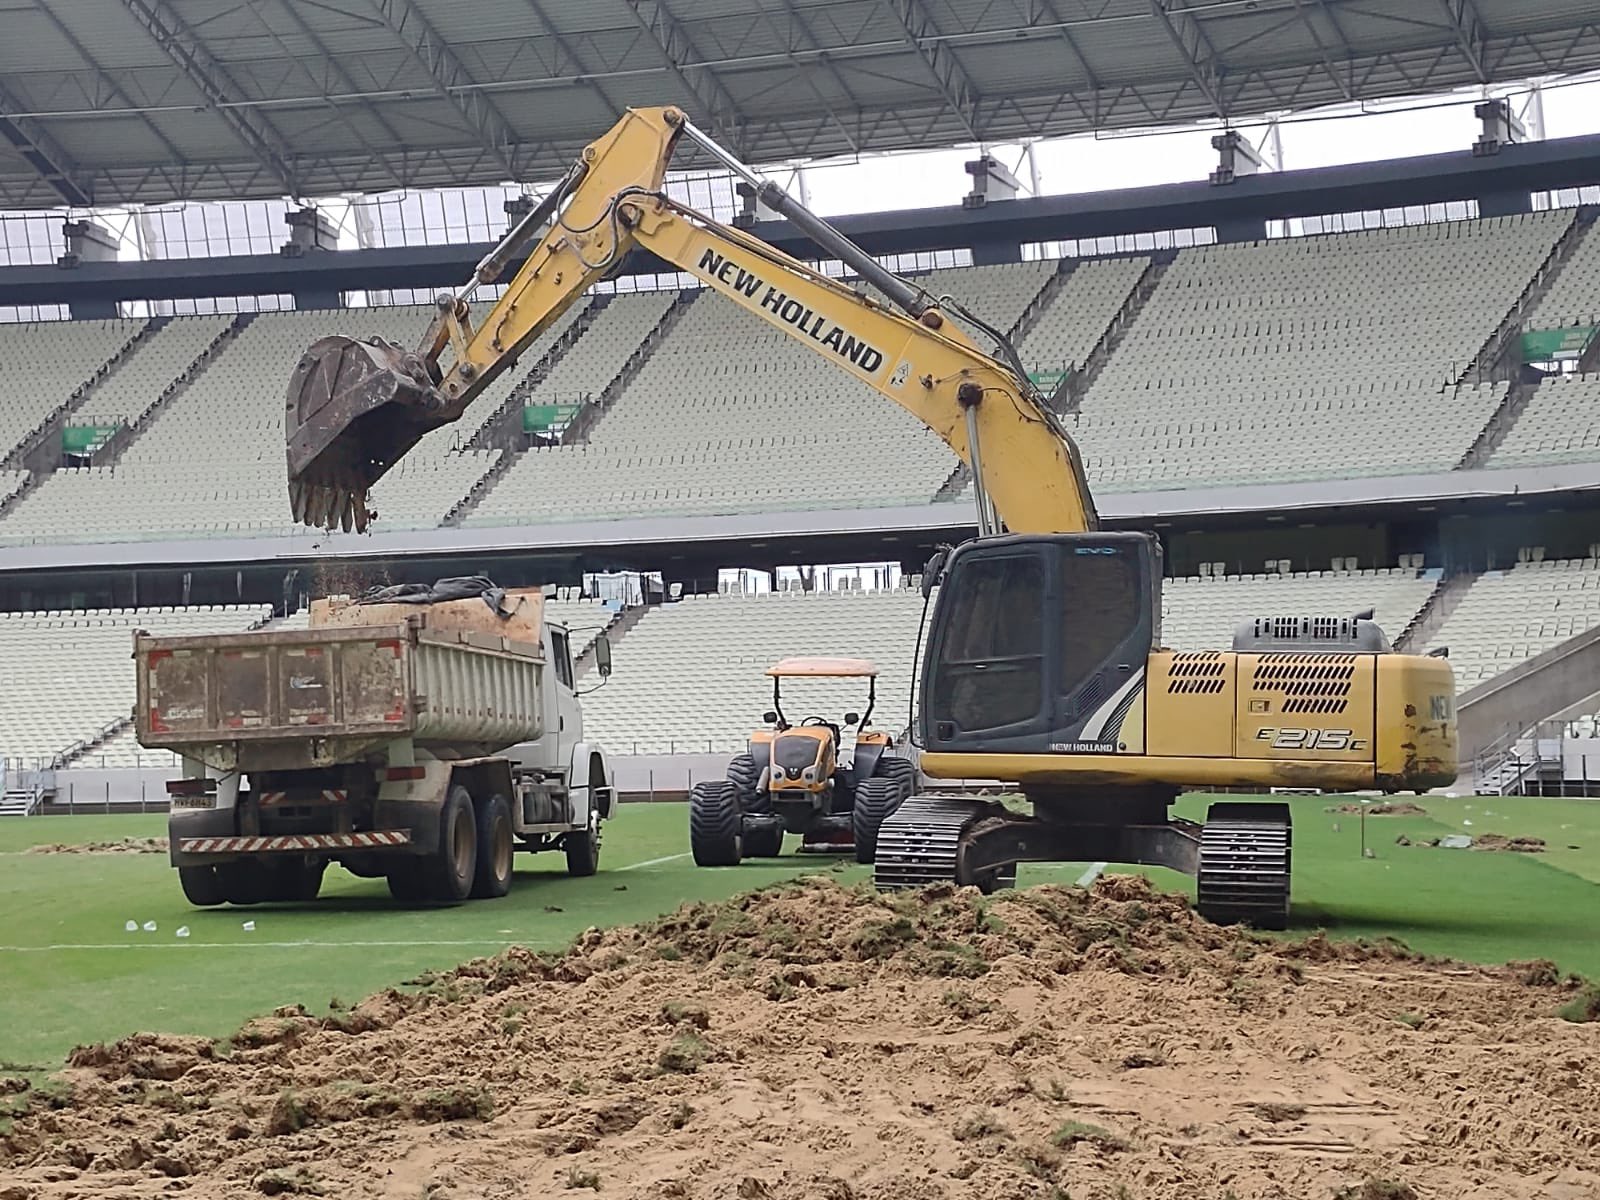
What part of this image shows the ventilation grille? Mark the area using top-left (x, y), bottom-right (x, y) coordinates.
top-left (1253, 654), bottom-right (1356, 714)
top-left (1254, 616), bottom-right (1358, 641)
top-left (1168, 651), bottom-right (1226, 694)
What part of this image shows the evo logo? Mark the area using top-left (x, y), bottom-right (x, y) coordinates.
top-left (1074, 546), bottom-right (1118, 555)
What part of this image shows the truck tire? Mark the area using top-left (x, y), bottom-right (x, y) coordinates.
top-left (265, 858), bottom-right (326, 903)
top-left (218, 860), bottom-right (267, 905)
top-left (852, 776), bottom-right (906, 864)
top-left (386, 861), bottom-right (428, 902)
top-left (178, 865), bottom-right (226, 907)
top-left (741, 815), bottom-right (784, 858)
top-left (471, 794), bottom-right (515, 899)
top-left (689, 780), bottom-right (742, 866)
top-left (565, 810), bottom-right (601, 877)
top-left (728, 753), bottom-right (766, 813)
top-left (422, 785), bottom-right (478, 903)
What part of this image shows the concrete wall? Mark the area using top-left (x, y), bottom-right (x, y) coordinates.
top-left (1458, 624), bottom-right (1600, 765)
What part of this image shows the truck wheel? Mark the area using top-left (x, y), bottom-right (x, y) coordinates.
top-left (218, 861), bottom-right (266, 905)
top-left (178, 866), bottom-right (226, 907)
top-left (728, 753), bottom-right (766, 813)
top-left (689, 780), bottom-right (742, 866)
top-left (471, 794), bottom-right (515, 899)
top-left (853, 776), bottom-right (907, 864)
top-left (386, 861), bottom-right (428, 902)
top-left (741, 815), bottom-right (784, 858)
top-left (422, 785), bottom-right (478, 903)
top-left (565, 810), bottom-right (601, 877)
top-left (266, 858), bottom-right (326, 902)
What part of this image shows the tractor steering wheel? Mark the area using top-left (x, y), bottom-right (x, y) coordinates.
top-left (801, 715), bottom-right (840, 742)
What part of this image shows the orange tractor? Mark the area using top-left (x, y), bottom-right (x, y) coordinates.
top-left (689, 657), bottom-right (916, 865)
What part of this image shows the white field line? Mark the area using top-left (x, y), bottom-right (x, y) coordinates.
top-left (619, 851), bottom-right (691, 871)
top-left (0, 938), bottom-right (560, 953)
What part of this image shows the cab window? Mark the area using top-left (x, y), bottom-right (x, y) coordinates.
top-left (550, 628), bottom-right (574, 689)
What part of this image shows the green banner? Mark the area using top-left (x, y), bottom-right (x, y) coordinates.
top-left (522, 403), bottom-right (581, 434)
top-left (1027, 368), bottom-right (1068, 392)
top-left (1521, 326), bottom-right (1598, 362)
top-left (62, 423), bottom-right (120, 454)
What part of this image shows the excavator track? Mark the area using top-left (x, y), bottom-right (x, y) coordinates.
top-left (1195, 811), bottom-right (1292, 930)
top-left (873, 795), bottom-right (1016, 892)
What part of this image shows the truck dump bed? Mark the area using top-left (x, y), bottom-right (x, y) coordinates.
top-left (135, 619), bottom-right (544, 771)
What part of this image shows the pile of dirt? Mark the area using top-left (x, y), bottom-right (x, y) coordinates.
top-left (24, 837), bottom-right (168, 855)
top-left (1324, 802), bottom-right (1428, 816)
top-left (3, 874), bottom-right (1598, 1200)
top-left (1471, 834), bottom-right (1548, 854)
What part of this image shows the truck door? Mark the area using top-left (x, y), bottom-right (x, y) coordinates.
top-left (549, 625), bottom-right (580, 766)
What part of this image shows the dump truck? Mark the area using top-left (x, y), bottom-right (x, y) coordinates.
top-left (135, 584), bottom-right (617, 907)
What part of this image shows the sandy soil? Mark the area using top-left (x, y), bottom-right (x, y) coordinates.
top-left (23, 838), bottom-right (168, 855)
top-left (3, 875), bottom-right (1598, 1200)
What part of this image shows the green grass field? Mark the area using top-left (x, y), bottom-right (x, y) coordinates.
top-left (3, 793), bottom-right (1598, 1072)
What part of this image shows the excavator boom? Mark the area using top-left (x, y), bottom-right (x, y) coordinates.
top-left (284, 106), bottom-right (1096, 536)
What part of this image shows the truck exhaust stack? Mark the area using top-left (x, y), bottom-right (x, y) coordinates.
top-left (284, 334), bottom-right (460, 533)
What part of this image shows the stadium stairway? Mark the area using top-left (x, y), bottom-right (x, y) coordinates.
top-left (1056, 253), bottom-right (1174, 413)
top-left (446, 289), bottom-right (694, 526)
top-left (932, 259), bottom-right (1103, 500)
top-left (1462, 207), bottom-right (1596, 385)
top-left (465, 297), bottom-right (609, 451)
top-left (76, 316), bottom-right (245, 470)
top-left (0, 317), bottom-right (156, 518)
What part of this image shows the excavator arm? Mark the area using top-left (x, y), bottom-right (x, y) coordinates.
top-left (285, 105), bottom-right (1097, 537)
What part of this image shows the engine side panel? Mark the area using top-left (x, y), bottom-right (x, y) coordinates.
top-left (1375, 655), bottom-right (1458, 790)
top-left (1233, 652), bottom-right (1376, 763)
top-left (1145, 651), bottom-right (1235, 758)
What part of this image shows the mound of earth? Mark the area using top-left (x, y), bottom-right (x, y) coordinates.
top-left (4, 876), bottom-right (1598, 1200)
top-left (1324, 802), bottom-right (1428, 816)
top-left (24, 837), bottom-right (168, 855)
top-left (1471, 834), bottom-right (1547, 854)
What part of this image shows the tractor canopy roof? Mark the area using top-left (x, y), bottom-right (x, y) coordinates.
top-left (765, 655), bottom-right (878, 678)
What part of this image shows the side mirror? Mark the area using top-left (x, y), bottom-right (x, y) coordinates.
top-left (921, 545), bottom-right (950, 599)
top-left (843, 711), bottom-right (860, 727)
top-left (762, 710), bottom-right (779, 725)
top-left (593, 633), bottom-right (613, 677)
top-left (1426, 645), bottom-right (1449, 659)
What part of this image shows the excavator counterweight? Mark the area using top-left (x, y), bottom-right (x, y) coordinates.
top-left (285, 334), bottom-right (454, 533)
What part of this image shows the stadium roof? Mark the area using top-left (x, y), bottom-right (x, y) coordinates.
top-left (0, 0), bottom-right (1597, 210)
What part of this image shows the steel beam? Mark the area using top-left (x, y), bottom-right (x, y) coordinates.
top-left (1288, 0), bottom-right (1352, 101)
top-left (621, 0), bottom-right (745, 151)
top-left (0, 80), bottom-right (91, 206)
top-left (766, 0), bottom-right (863, 154)
top-left (270, 0), bottom-right (411, 162)
top-left (121, 0), bottom-right (301, 197)
top-left (1149, 0), bottom-right (1227, 119)
top-left (883, 0), bottom-right (982, 144)
top-left (520, 0), bottom-right (628, 124)
top-left (365, 0), bottom-right (523, 180)
top-left (1436, 0), bottom-right (1490, 84)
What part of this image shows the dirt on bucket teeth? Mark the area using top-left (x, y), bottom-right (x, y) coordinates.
top-left (3, 875), bottom-right (1598, 1200)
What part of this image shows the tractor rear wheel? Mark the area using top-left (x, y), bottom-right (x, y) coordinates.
top-left (854, 757), bottom-right (916, 865)
top-left (689, 780), bottom-right (742, 866)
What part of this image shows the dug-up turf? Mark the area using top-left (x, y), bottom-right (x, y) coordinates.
top-left (4, 876), bottom-right (1599, 1200)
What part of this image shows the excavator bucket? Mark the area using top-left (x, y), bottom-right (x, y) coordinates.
top-left (285, 335), bottom-right (455, 534)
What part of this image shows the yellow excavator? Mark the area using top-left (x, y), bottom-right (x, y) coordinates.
top-left (284, 106), bottom-right (1457, 927)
